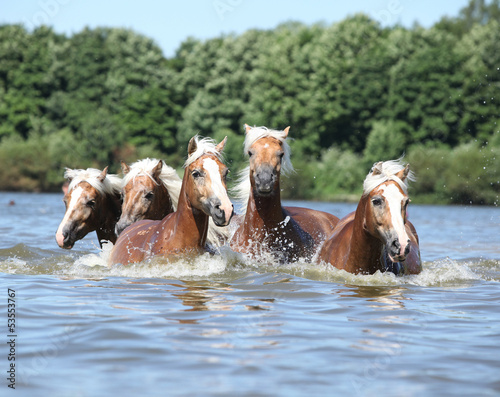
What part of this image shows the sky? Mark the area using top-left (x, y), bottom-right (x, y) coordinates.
top-left (1, 0), bottom-right (470, 57)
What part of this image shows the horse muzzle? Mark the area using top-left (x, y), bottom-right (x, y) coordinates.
top-left (55, 229), bottom-right (75, 249)
top-left (254, 166), bottom-right (276, 196)
top-left (209, 199), bottom-right (234, 227)
top-left (387, 238), bottom-right (411, 262)
top-left (116, 217), bottom-right (135, 236)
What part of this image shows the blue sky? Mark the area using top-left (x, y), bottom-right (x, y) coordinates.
top-left (2, 0), bottom-right (470, 57)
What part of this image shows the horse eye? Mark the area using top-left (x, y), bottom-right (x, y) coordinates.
top-left (372, 198), bottom-right (383, 206)
top-left (145, 192), bottom-right (154, 200)
top-left (278, 152), bottom-right (284, 159)
top-left (192, 170), bottom-right (202, 179)
top-left (248, 150), bottom-right (254, 157)
top-left (87, 199), bottom-right (96, 208)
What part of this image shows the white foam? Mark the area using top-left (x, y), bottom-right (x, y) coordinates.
top-left (69, 243), bottom-right (234, 279)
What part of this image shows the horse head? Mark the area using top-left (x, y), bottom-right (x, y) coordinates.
top-left (116, 159), bottom-right (181, 235)
top-left (55, 167), bottom-right (121, 249)
top-left (244, 125), bottom-right (293, 197)
top-left (184, 136), bottom-right (233, 227)
top-left (363, 160), bottom-right (414, 262)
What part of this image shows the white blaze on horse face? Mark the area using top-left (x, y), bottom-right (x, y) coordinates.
top-left (203, 158), bottom-right (232, 224)
top-left (56, 185), bottom-right (84, 247)
top-left (380, 183), bottom-right (409, 255)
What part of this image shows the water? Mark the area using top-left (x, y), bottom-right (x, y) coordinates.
top-left (1, 192), bottom-right (500, 396)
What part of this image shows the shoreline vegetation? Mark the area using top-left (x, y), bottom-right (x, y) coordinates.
top-left (0, 0), bottom-right (499, 205)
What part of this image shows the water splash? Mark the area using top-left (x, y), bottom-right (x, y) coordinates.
top-left (1, 244), bottom-right (499, 286)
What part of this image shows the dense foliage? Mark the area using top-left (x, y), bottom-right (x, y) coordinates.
top-left (0, 0), bottom-right (499, 204)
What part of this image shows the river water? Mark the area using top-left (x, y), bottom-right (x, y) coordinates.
top-left (1, 192), bottom-right (499, 396)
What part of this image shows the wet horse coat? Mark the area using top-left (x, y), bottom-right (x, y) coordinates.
top-left (318, 160), bottom-right (422, 275)
top-left (55, 167), bottom-right (122, 249)
top-left (230, 125), bottom-right (339, 262)
top-left (109, 136), bottom-right (234, 266)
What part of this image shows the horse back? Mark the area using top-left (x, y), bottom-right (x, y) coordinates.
top-left (317, 212), bottom-right (355, 268)
top-left (109, 219), bottom-right (162, 265)
top-left (284, 206), bottom-right (339, 242)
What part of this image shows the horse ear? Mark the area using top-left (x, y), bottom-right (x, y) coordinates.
top-left (244, 124), bottom-right (252, 134)
top-left (371, 162), bottom-right (383, 176)
top-left (396, 164), bottom-right (410, 182)
top-left (188, 137), bottom-right (197, 156)
top-left (121, 161), bottom-right (130, 175)
top-left (215, 136), bottom-right (227, 153)
top-left (98, 166), bottom-right (108, 182)
top-left (283, 126), bottom-right (290, 138)
top-left (64, 168), bottom-right (74, 182)
top-left (151, 160), bottom-right (163, 180)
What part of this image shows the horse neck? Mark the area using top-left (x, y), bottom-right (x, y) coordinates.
top-left (170, 174), bottom-right (209, 247)
top-left (96, 192), bottom-right (121, 244)
top-left (244, 183), bottom-right (285, 229)
top-left (348, 195), bottom-right (385, 273)
top-left (153, 183), bottom-right (174, 218)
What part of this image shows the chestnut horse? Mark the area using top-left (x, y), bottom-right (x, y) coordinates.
top-left (55, 167), bottom-right (122, 249)
top-left (109, 136), bottom-right (234, 265)
top-left (230, 125), bottom-right (339, 262)
top-left (318, 159), bottom-right (422, 275)
top-left (115, 158), bottom-right (181, 236)
top-left (116, 158), bottom-right (230, 247)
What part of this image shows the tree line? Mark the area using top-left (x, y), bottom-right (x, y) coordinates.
top-left (0, 0), bottom-right (499, 204)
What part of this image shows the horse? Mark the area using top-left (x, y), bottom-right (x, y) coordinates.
top-left (116, 158), bottom-right (230, 247)
top-left (109, 136), bottom-right (234, 266)
top-left (115, 158), bottom-right (181, 236)
top-left (230, 125), bottom-right (340, 262)
top-left (318, 159), bottom-right (422, 275)
top-left (55, 167), bottom-right (122, 249)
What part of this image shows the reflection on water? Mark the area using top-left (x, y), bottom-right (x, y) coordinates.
top-left (339, 285), bottom-right (408, 310)
top-left (1, 193), bottom-right (500, 396)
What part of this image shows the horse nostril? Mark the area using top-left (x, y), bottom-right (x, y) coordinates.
top-left (404, 240), bottom-right (411, 255)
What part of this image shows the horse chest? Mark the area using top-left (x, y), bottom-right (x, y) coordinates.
top-left (236, 214), bottom-right (313, 261)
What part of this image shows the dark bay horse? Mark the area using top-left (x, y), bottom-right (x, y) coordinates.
top-left (109, 136), bottom-right (234, 266)
top-left (115, 158), bottom-right (181, 236)
top-left (55, 167), bottom-right (122, 249)
top-left (230, 125), bottom-right (339, 262)
top-left (318, 159), bottom-right (422, 275)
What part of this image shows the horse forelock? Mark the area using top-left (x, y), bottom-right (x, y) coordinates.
top-left (122, 158), bottom-right (181, 211)
top-left (65, 168), bottom-right (121, 196)
top-left (362, 158), bottom-right (415, 196)
top-left (244, 126), bottom-right (294, 175)
top-left (184, 136), bottom-right (224, 169)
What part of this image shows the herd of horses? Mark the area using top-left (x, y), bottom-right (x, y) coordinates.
top-left (55, 125), bottom-right (422, 275)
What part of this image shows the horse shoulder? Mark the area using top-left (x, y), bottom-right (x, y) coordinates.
top-left (406, 220), bottom-right (419, 244)
top-left (403, 221), bottom-right (422, 274)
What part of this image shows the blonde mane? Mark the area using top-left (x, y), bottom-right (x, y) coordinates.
top-left (65, 168), bottom-right (121, 196)
top-left (233, 126), bottom-right (294, 208)
top-left (362, 158), bottom-right (415, 195)
top-left (123, 158), bottom-right (181, 210)
top-left (184, 136), bottom-right (224, 168)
